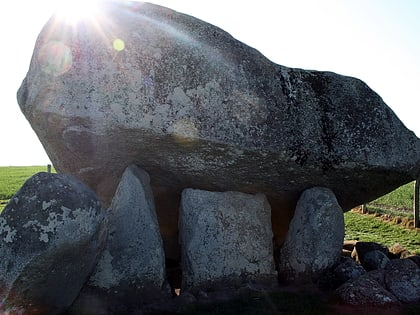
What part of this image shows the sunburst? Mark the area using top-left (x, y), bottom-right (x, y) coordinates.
top-left (54, 0), bottom-right (102, 25)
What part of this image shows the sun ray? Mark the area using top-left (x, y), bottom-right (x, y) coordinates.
top-left (55, 0), bottom-right (102, 25)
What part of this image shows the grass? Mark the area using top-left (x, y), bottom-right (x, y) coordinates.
top-left (369, 181), bottom-right (414, 211)
top-left (344, 211), bottom-right (419, 254)
top-left (0, 165), bottom-right (54, 211)
top-left (345, 180), bottom-right (419, 254)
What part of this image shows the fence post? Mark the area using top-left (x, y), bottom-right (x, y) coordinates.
top-left (47, 164), bottom-right (52, 174)
top-left (415, 179), bottom-right (419, 228)
top-left (361, 204), bottom-right (367, 214)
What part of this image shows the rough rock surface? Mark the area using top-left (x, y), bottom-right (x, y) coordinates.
top-left (0, 172), bottom-right (106, 314)
top-left (278, 187), bottom-right (344, 282)
top-left (351, 241), bottom-right (389, 263)
top-left (334, 241), bottom-right (420, 306)
top-left (336, 276), bottom-right (399, 306)
top-left (75, 165), bottom-right (169, 313)
top-left (333, 257), bottom-right (366, 283)
top-left (408, 255), bottom-right (420, 267)
top-left (362, 250), bottom-right (390, 271)
top-left (17, 1), bottom-right (420, 255)
top-left (179, 189), bottom-right (276, 290)
top-left (384, 259), bottom-right (420, 303)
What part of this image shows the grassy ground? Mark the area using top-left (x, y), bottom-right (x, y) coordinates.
top-left (0, 165), bottom-right (53, 211)
top-left (370, 181), bottom-right (414, 211)
top-left (344, 210), bottom-right (419, 254)
top-left (343, 180), bottom-right (419, 254)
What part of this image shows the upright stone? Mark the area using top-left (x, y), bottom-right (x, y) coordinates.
top-left (0, 173), bottom-right (106, 315)
top-left (75, 165), bottom-right (169, 314)
top-left (179, 189), bottom-right (276, 291)
top-left (278, 187), bottom-right (344, 283)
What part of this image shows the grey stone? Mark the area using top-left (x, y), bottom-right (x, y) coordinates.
top-left (364, 269), bottom-right (386, 287)
top-left (408, 255), bottom-right (420, 267)
top-left (278, 187), bottom-right (344, 282)
top-left (333, 257), bottom-right (366, 283)
top-left (336, 276), bottom-right (398, 306)
top-left (385, 258), bottom-right (420, 303)
top-left (0, 172), bottom-right (106, 314)
top-left (75, 165), bottom-right (169, 313)
top-left (351, 241), bottom-right (389, 263)
top-left (179, 189), bottom-right (276, 290)
top-left (17, 1), bottom-right (420, 258)
top-left (362, 250), bottom-right (391, 271)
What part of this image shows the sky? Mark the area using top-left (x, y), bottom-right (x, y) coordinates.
top-left (0, 0), bottom-right (419, 166)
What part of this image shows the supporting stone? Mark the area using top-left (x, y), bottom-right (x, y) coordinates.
top-left (278, 187), bottom-right (345, 283)
top-left (71, 165), bottom-right (169, 314)
top-left (0, 172), bottom-right (106, 315)
top-left (179, 189), bottom-right (276, 292)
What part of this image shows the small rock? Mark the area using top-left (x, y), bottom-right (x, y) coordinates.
top-left (363, 269), bottom-right (386, 287)
top-left (334, 257), bottom-right (366, 283)
top-left (336, 276), bottom-right (398, 306)
top-left (407, 255), bottom-right (420, 268)
top-left (362, 250), bottom-right (390, 271)
top-left (351, 241), bottom-right (389, 263)
top-left (385, 258), bottom-right (420, 303)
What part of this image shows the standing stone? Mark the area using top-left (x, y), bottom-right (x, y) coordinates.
top-left (278, 187), bottom-right (344, 283)
top-left (179, 189), bottom-right (276, 291)
top-left (74, 165), bottom-right (169, 314)
top-left (0, 173), bottom-right (106, 315)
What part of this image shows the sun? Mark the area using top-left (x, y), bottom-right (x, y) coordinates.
top-left (55, 0), bottom-right (102, 25)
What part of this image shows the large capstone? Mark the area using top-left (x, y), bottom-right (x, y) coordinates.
top-left (17, 1), bottom-right (420, 258)
top-left (0, 172), bottom-right (106, 314)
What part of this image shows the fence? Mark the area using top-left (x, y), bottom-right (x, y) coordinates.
top-left (415, 179), bottom-right (419, 228)
top-left (362, 179), bottom-right (419, 228)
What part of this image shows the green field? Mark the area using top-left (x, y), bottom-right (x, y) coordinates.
top-left (344, 211), bottom-right (419, 254)
top-left (0, 165), bottom-right (54, 210)
top-left (370, 181), bottom-right (415, 211)
top-left (0, 166), bottom-right (418, 254)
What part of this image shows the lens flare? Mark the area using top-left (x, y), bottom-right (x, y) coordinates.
top-left (38, 40), bottom-right (72, 76)
top-left (113, 38), bottom-right (125, 51)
